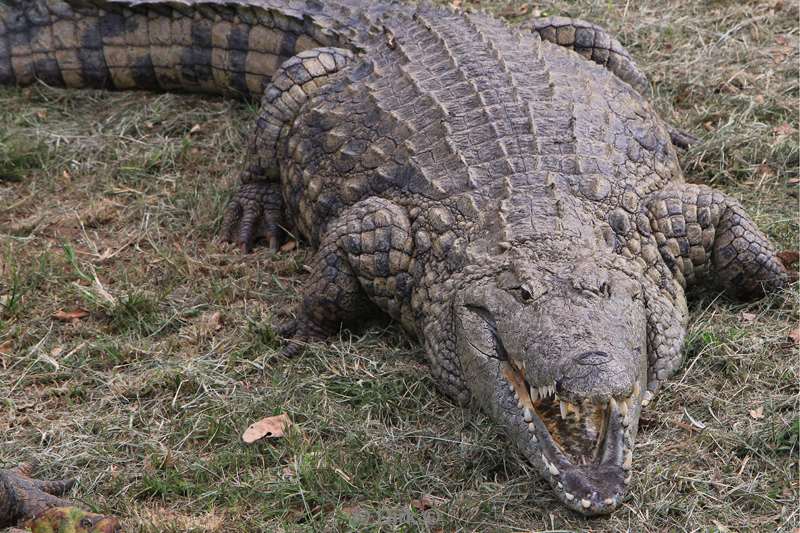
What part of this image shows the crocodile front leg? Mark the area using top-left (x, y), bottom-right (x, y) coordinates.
top-left (278, 197), bottom-right (415, 357)
top-left (644, 183), bottom-right (789, 297)
top-left (0, 464), bottom-right (119, 531)
top-left (222, 47), bottom-right (355, 252)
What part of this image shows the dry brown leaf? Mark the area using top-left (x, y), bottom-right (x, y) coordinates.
top-left (773, 122), bottom-right (796, 137)
top-left (755, 164), bottom-right (775, 179)
top-left (449, 0), bottom-right (461, 7)
top-left (739, 312), bottom-right (757, 323)
top-left (749, 406), bottom-right (764, 420)
top-left (205, 311), bottom-right (223, 331)
top-left (789, 327), bottom-right (800, 345)
top-left (777, 250), bottom-right (799, 267)
top-left (279, 240), bottom-right (297, 253)
top-left (53, 308), bottom-right (89, 321)
top-left (410, 494), bottom-right (446, 511)
top-left (242, 413), bottom-right (291, 443)
top-left (0, 340), bottom-right (12, 354)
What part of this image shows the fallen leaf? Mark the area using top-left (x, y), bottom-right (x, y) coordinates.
top-left (755, 164), bottom-right (775, 179)
top-left (50, 346), bottom-right (64, 358)
top-left (189, 124), bottom-right (202, 134)
top-left (739, 312), bottom-right (757, 323)
top-left (0, 340), bottom-right (12, 354)
top-left (754, 94), bottom-right (765, 104)
top-left (789, 327), bottom-right (800, 345)
top-left (279, 240), bottom-right (297, 253)
top-left (449, 0), bottom-right (461, 7)
top-left (749, 406), bottom-right (764, 420)
top-left (773, 122), bottom-right (796, 137)
top-left (53, 308), bottom-right (89, 322)
top-left (777, 250), bottom-right (799, 268)
top-left (205, 311), bottom-right (223, 331)
top-left (775, 35), bottom-right (788, 46)
top-left (242, 413), bottom-right (291, 443)
top-left (410, 494), bottom-right (446, 511)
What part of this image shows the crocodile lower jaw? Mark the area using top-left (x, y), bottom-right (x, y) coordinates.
top-left (501, 360), bottom-right (639, 515)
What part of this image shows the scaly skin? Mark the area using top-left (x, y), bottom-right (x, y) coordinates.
top-left (0, 0), bottom-right (790, 517)
top-left (0, 465), bottom-right (120, 532)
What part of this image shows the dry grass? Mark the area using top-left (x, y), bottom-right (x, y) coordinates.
top-left (1, 1), bottom-right (798, 531)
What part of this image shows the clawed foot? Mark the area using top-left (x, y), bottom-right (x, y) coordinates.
top-left (274, 317), bottom-right (330, 358)
top-left (221, 182), bottom-right (285, 253)
top-left (668, 125), bottom-right (699, 150)
top-left (0, 464), bottom-right (120, 531)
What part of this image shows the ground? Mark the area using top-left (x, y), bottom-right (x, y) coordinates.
top-left (0, 1), bottom-right (797, 531)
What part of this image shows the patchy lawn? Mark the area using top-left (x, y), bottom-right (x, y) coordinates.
top-left (1, 1), bottom-right (797, 531)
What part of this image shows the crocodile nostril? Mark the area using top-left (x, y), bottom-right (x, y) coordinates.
top-left (576, 351), bottom-right (611, 366)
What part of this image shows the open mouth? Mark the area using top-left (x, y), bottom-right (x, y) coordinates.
top-left (501, 358), bottom-right (640, 514)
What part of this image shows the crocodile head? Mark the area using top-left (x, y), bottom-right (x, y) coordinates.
top-left (454, 253), bottom-right (647, 515)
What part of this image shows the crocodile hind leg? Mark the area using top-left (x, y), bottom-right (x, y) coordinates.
top-left (524, 16), bottom-right (697, 149)
top-left (524, 16), bottom-right (651, 96)
top-left (221, 47), bottom-right (355, 252)
top-left (278, 197), bottom-right (415, 357)
top-left (644, 183), bottom-right (789, 298)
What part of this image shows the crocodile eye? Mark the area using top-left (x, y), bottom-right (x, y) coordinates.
top-left (80, 517), bottom-right (94, 528)
top-left (519, 287), bottom-right (533, 302)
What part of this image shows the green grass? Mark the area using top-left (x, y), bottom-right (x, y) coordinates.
top-left (1, 1), bottom-right (798, 531)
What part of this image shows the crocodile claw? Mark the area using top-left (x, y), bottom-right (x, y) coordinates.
top-left (221, 182), bottom-right (284, 253)
top-left (0, 464), bottom-right (120, 531)
top-left (274, 317), bottom-right (329, 357)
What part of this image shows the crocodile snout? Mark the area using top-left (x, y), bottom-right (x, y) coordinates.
top-left (557, 350), bottom-right (634, 400)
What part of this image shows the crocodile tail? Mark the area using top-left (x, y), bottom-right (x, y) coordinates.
top-left (0, 0), bottom-right (357, 98)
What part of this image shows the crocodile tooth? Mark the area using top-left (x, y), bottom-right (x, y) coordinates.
top-left (508, 383), bottom-right (515, 393)
top-left (531, 433), bottom-right (538, 443)
top-left (633, 382), bottom-right (641, 397)
top-left (523, 408), bottom-right (533, 422)
top-left (548, 463), bottom-right (560, 476)
top-left (559, 401), bottom-right (567, 419)
top-left (622, 413), bottom-right (630, 427)
top-left (517, 399), bottom-right (524, 409)
top-left (557, 482), bottom-right (563, 489)
top-left (530, 386), bottom-right (538, 402)
top-left (565, 492), bottom-right (574, 501)
top-left (609, 397), bottom-right (618, 412)
top-left (581, 499), bottom-right (591, 509)
top-left (619, 399), bottom-right (629, 417)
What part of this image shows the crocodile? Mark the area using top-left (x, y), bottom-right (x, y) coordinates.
top-left (0, 464), bottom-right (121, 532)
top-left (0, 0), bottom-right (790, 516)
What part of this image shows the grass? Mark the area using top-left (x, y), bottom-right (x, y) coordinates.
top-left (0, 1), bottom-right (798, 531)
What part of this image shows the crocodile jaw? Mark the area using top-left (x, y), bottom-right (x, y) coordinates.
top-left (501, 359), bottom-right (642, 515)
